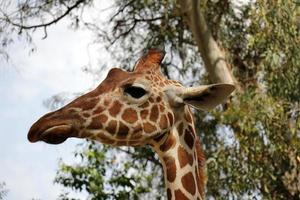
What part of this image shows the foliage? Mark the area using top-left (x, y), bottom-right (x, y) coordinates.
top-left (199, 1), bottom-right (300, 199)
top-left (55, 142), bottom-right (164, 200)
top-left (1, 0), bottom-right (300, 199)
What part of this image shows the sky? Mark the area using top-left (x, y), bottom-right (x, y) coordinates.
top-left (0, 3), bottom-right (111, 200)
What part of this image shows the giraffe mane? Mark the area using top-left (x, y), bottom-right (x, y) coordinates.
top-left (195, 137), bottom-right (207, 198)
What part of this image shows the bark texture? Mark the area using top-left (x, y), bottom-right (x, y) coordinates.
top-left (178, 0), bottom-right (237, 85)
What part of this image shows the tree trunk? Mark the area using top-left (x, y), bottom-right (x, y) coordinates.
top-left (177, 0), bottom-right (237, 85)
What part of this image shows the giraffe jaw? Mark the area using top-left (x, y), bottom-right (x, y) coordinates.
top-left (28, 124), bottom-right (74, 144)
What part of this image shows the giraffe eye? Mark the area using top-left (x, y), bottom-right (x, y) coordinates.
top-left (124, 85), bottom-right (147, 99)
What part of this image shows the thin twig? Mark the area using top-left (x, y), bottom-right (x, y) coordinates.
top-left (5, 0), bottom-right (86, 30)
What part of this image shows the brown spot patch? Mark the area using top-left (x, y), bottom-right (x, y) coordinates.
top-left (149, 97), bottom-right (154, 103)
top-left (167, 112), bottom-right (174, 125)
top-left (117, 121), bottom-right (129, 139)
top-left (108, 100), bottom-right (122, 117)
top-left (140, 109), bottom-right (149, 119)
top-left (105, 120), bottom-right (117, 135)
top-left (159, 104), bottom-right (165, 112)
top-left (163, 156), bottom-right (176, 182)
top-left (83, 113), bottom-right (90, 118)
top-left (184, 131), bottom-right (194, 149)
top-left (96, 134), bottom-right (114, 144)
top-left (159, 82), bottom-right (165, 87)
top-left (88, 116), bottom-right (103, 129)
top-left (178, 145), bottom-right (194, 168)
top-left (181, 172), bottom-right (196, 195)
top-left (167, 188), bottom-right (172, 200)
top-left (122, 108), bottom-right (138, 124)
top-left (150, 105), bottom-right (159, 122)
top-left (98, 114), bottom-right (108, 124)
top-left (93, 106), bottom-right (104, 114)
top-left (174, 189), bottom-right (189, 200)
top-left (130, 124), bottom-right (143, 140)
top-left (177, 122), bottom-right (184, 136)
top-left (143, 122), bottom-right (156, 133)
top-left (160, 133), bottom-right (175, 152)
top-left (156, 96), bottom-right (162, 102)
top-left (159, 114), bottom-right (168, 130)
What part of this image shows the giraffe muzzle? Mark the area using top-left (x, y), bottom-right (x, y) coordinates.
top-left (28, 122), bottom-right (75, 144)
top-left (27, 110), bottom-right (81, 144)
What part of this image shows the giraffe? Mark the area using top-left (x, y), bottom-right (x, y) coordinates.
top-left (28, 49), bottom-right (235, 200)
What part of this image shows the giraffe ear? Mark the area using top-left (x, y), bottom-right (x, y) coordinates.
top-left (181, 83), bottom-right (235, 110)
top-left (166, 84), bottom-right (235, 110)
top-left (134, 49), bottom-right (165, 72)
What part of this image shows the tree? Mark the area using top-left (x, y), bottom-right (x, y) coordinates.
top-left (1, 0), bottom-right (299, 199)
top-left (55, 142), bottom-right (163, 200)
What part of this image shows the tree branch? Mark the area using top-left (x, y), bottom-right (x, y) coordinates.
top-left (3, 0), bottom-right (86, 30)
top-left (177, 0), bottom-right (238, 86)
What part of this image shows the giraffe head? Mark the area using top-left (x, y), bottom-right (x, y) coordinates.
top-left (28, 49), bottom-right (234, 146)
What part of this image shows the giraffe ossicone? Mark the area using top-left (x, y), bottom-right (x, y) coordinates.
top-left (28, 49), bottom-right (235, 200)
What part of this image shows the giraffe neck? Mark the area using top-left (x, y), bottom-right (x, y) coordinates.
top-left (151, 106), bottom-right (206, 200)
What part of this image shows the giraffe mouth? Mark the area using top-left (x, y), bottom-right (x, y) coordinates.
top-left (28, 124), bottom-right (74, 144)
top-left (40, 125), bottom-right (73, 144)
